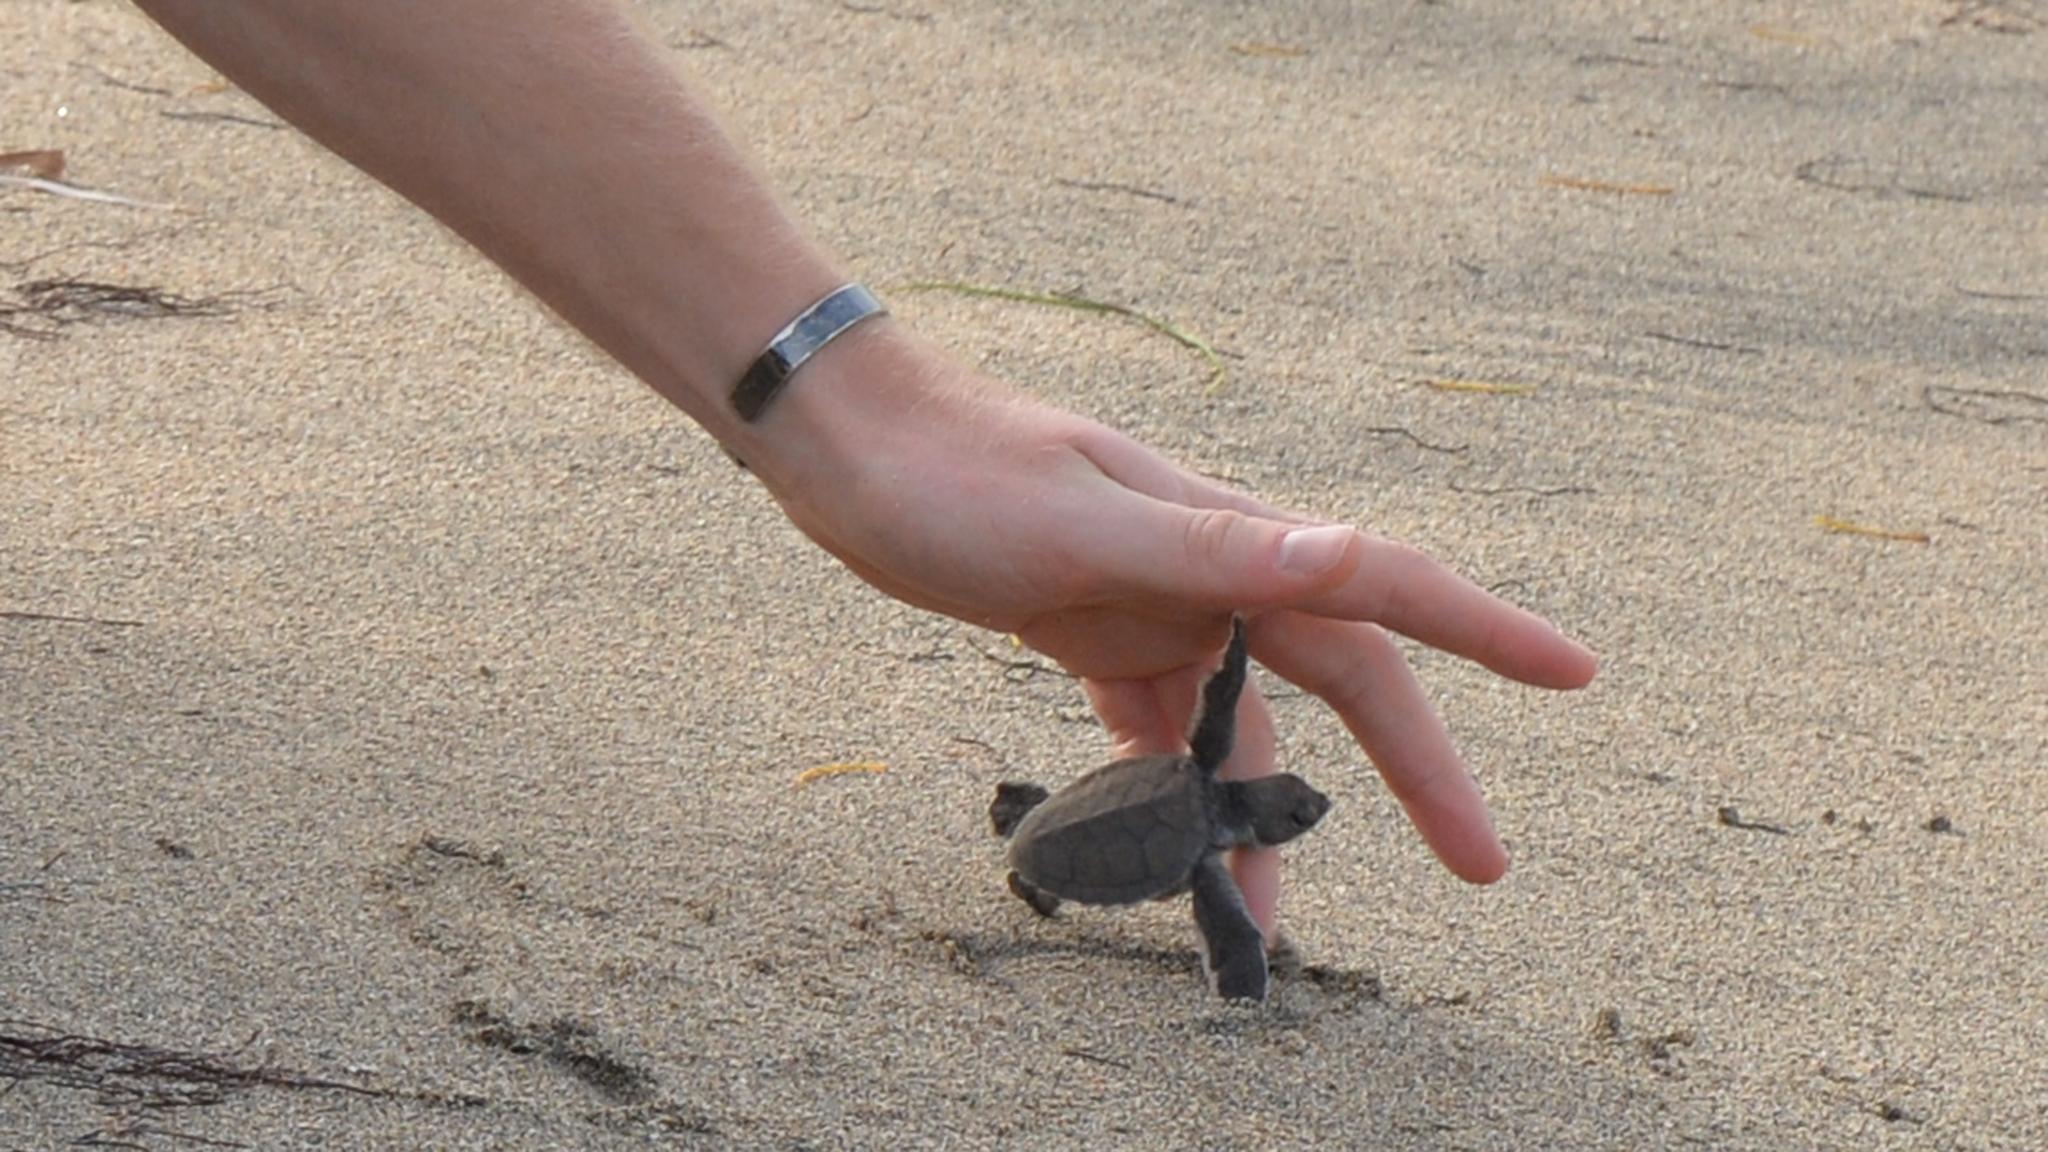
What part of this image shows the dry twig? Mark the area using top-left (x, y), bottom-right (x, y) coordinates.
top-left (897, 280), bottom-right (1228, 391)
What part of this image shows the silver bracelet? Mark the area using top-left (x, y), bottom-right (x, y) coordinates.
top-left (729, 283), bottom-right (887, 422)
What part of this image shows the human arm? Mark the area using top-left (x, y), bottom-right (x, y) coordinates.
top-left (130, 0), bottom-right (860, 493)
top-left (132, 0), bottom-right (1596, 932)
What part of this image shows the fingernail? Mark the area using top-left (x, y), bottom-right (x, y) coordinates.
top-left (1277, 524), bottom-right (1354, 576)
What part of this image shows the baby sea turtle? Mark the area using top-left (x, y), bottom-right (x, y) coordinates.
top-left (988, 618), bottom-right (1331, 1001)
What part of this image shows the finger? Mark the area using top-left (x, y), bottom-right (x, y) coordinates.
top-left (1074, 491), bottom-right (1367, 611)
top-left (1290, 535), bottom-right (1599, 690)
top-left (1067, 428), bottom-right (1367, 609)
top-left (1082, 675), bottom-right (1196, 759)
top-left (1076, 624), bottom-right (1239, 758)
top-left (1252, 611), bottom-right (1509, 884)
top-left (1074, 426), bottom-right (1597, 689)
top-left (1074, 425), bottom-right (1306, 524)
top-left (1021, 609), bottom-right (1231, 682)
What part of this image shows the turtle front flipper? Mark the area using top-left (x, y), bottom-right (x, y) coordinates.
top-left (1186, 618), bottom-right (1248, 773)
top-left (1189, 852), bottom-right (1268, 1001)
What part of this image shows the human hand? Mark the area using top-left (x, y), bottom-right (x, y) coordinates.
top-left (751, 321), bottom-right (1597, 934)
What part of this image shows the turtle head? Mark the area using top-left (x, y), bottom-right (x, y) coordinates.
top-left (1235, 774), bottom-right (1332, 846)
top-left (989, 781), bottom-right (1051, 838)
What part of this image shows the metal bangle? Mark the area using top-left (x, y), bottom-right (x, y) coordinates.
top-left (729, 283), bottom-right (887, 422)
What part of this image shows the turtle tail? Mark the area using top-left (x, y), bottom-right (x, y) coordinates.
top-left (1187, 616), bottom-right (1248, 772)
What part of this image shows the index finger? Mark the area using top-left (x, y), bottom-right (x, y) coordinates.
top-left (1296, 534), bottom-right (1598, 690)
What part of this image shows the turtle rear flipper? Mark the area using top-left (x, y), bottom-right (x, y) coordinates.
top-left (1190, 853), bottom-right (1268, 1001)
top-left (1006, 870), bottom-right (1062, 917)
top-left (990, 781), bottom-right (1051, 838)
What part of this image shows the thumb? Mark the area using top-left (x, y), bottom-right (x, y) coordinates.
top-left (1093, 498), bottom-right (1363, 609)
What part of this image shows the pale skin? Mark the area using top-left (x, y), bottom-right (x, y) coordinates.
top-left (133, 0), bottom-right (1597, 940)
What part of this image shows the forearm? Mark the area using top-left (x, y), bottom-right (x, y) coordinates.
top-left (132, 0), bottom-right (883, 483)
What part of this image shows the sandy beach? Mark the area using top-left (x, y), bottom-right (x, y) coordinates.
top-left (4, 1), bottom-right (2044, 1147)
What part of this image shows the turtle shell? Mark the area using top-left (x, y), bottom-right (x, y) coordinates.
top-left (1007, 754), bottom-right (1214, 905)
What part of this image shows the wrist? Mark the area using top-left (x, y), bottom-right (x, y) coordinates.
top-left (721, 313), bottom-right (938, 500)
top-left (728, 284), bottom-right (889, 422)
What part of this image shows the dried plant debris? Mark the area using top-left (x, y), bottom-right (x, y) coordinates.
top-left (0, 1018), bottom-right (481, 1114)
top-left (1816, 516), bottom-right (1931, 545)
top-left (0, 879), bottom-right (68, 905)
top-left (0, 149), bottom-right (67, 179)
top-left (1364, 425), bottom-right (1467, 454)
top-left (1061, 1046), bottom-right (1135, 1071)
top-left (1716, 805), bottom-right (1790, 835)
top-left (1820, 809), bottom-right (1878, 835)
top-left (1575, 51), bottom-right (1661, 69)
top-left (839, 2), bottom-right (934, 23)
top-left (1940, 1), bottom-right (2041, 33)
top-left (159, 109), bottom-right (287, 131)
top-left (72, 63), bottom-right (175, 97)
top-left (1448, 480), bottom-right (1595, 498)
top-left (1639, 1027), bottom-right (1696, 1077)
top-left (0, 169), bottom-right (176, 210)
top-left (1422, 378), bottom-right (1538, 396)
top-left (1296, 964), bottom-right (1383, 1005)
top-left (1956, 283), bottom-right (2048, 301)
top-left (1591, 1006), bottom-right (1626, 1041)
top-left (67, 64), bottom-right (280, 126)
top-left (792, 760), bottom-right (888, 789)
top-left (1642, 329), bottom-right (1762, 355)
top-left (1229, 42), bottom-right (1311, 58)
top-left (1541, 173), bottom-right (1676, 197)
top-left (1793, 157), bottom-right (1974, 203)
top-left (448, 1000), bottom-right (662, 1107)
top-left (1924, 384), bottom-right (2048, 425)
top-left (1748, 24), bottom-right (1820, 46)
top-left (0, 277), bottom-right (274, 340)
top-left (1877, 1100), bottom-right (1926, 1124)
top-left (17, 278), bottom-right (231, 321)
top-left (1589, 1014), bottom-right (1696, 1077)
top-left (966, 634), bottom-right (1075, 682)
top-left (1054, 176), bottom-right (1184, 205)
top-left (418, 835), bottom-right (506, 867)
top-left (0, 849), bottom-right (81, 905)
top-left (0, 608), bottom-right (146, 627)
top-left (897, 280), bottom-right (1228, 391)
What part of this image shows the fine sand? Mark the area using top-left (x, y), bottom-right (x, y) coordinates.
top-left (4, 1), bottom-right (2044, 1148)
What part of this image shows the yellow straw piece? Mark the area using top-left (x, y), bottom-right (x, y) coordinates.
top-left (1816, 516), bottom-right (1930, 544)
top-left (1748, 24), bottom-right (1818, 46)
top-left (1425, 378), bottom-right (1539, 396)
top-left (1230, 43), bottom-right (1310, 58)
top-left (1541, 174), bottom-right (1677, 197)
top-left (793, 761), bottom-right (889, 789)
